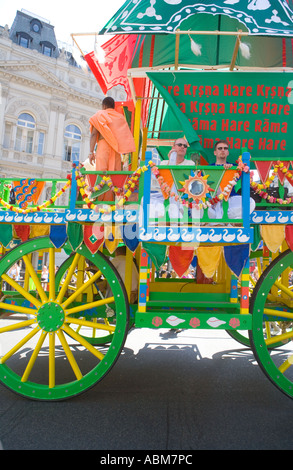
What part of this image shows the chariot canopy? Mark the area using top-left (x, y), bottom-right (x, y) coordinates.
top-left (99, 0), bottom-right (293, 37)
top-left (72, 1), bottom-right (293, 161)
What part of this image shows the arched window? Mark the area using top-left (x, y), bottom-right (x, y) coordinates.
top-left (63, 124), bottom-right (81, 162)
top-left (15, 113), bottom-right (36, 153)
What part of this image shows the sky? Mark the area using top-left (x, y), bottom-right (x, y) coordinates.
top-left (0, 0), bottom-right (125, 49)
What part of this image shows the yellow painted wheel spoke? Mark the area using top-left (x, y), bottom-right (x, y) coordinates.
top-left (265, 322), bottom-right (271, 340)
top-left (62, 324), bottom-right (105, 361)
top-left (265, 330), bottom-right (293, 347)
top-left (0, 327), bottom-right (40, 364)
top-left (49, 248), bottom-right (56, 301)
top-left (57, 329), bottom-right (83, 381)
top-left (49, 333), bottom-right (55, 388)
top-left (279, 356), bottom-right (293, 374)
top-left (1, 274), bottom-right (41, 309)
top-left (21, 331), bottom-right (47, 383)
top-left (56, 253), bottom-right (81, 303)
top-left (65, 296), bottom-right (115, 316)
top-left (0, 319), bottom-right (36, 334)
top-left (61, 271), bottom-right (102, 310)
top-left (66, 317), bottom-right (115, 334)
top-left (263, 308), bottom-right (293, 321)
top-left (22, 255), bottom-right (48, 303)
top-left (273, 280), bottom-right (293, 299)
top-left (0, 301), bottom-right (37, 317)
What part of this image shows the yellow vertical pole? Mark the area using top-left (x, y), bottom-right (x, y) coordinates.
top-left (76, 256), bottom-right (86, 302)
top-left (132, 99), bottom-right (142, 171)
top-left (141, 127), bottom-right (148, 163)
top-left (124, 248), bottom-right (133, 302)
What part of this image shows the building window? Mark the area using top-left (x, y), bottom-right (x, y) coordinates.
top-left (15, 113), bottom-right (36, 154)
top-left (3, 123), bottom-right (12, 149)
top-left (38, 132), bottom-right (45, 156)
top-left (17, 32), bottom-right (32, 48)
top-left (19, 35), bottom-right (29, 48)
top-left (43, 45), bottom-right (52, 57)
top-left (30, 19), bottom-right (42, 34)
top-left (63, 125), bottom-right (81, 162)
top-left (40, 41), bottom-right (55, 57)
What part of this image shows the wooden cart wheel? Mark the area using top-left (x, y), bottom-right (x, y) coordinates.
top-left (55, 254), bottom-right (116, 345)
top-left (227, 249), bottom-right (290, 349)
top-left (0, 237), bottom-right (129, 401)
top-left (249, 249), bottom-right (293, 399)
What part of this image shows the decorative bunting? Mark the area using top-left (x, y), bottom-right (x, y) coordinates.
top-left (14, 225), bottom-right (30, 242)
top-left (169, 245), bottom-right (195, 278)
top-left (67, 223), bottom-right (83, 251)
top-left (254, 160), bottom-right (273, 185)
top-left (142, 242), bottom-right (167, 271)
top-left (219, 170), bottom-right (237, 201)
top-left (277, 161), bottom-right (290, 184)
top-left (84, 224), bottom-right (104, 254)
top-left (121, 223), bottom-right (139, 252)
top-left (224, 244), bottom-right (250, 278)
top-left (202, 168), bottom-right (225, 195)
top-left (285, 225), bottom-right (293, 251)
top-left (0, 224), bottom-right (13, 248)
top-left (104, 225), bottom-right (121, 254)
top-left (261, 225), bottom-right (285, 253)
top-left (29, 225), bottom-right (50, 238)
top-left (50, 225), bottom-right (67, 248)
top-left (251, 225), bottom-right (262, 252)
top-left (196, 246), bottom-right (222, 279)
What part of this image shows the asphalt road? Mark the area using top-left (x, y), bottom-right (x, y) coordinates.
top-left (0, 327), bottom-right (293, 450)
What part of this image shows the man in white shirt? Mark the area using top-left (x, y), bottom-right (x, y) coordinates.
top-left (160, 138), bottom-right (195, 219)
top-left (160, 138), bottom-right (196, 168)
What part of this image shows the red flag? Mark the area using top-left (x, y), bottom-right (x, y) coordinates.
top-left (285, 225), bottom-right (293, 251)
top-left (14, 225), bottom-right (30, 242)
top-left (84, 225), bottom-right (104, 254)
top-left (169, 245), bottom-right (195, 278)
top-left (85, 35), bottom-right (138, 99)
top-left (254, 161), bottom-right (273, 185)
top-left (277, 161), bottom-right (290, 183)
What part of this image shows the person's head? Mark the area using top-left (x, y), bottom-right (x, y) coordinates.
top-left (173, 137), bottom-right (189, 162)
top-left (214, 140), bottom-right (229, 164)
top-left (102, 97), bottom-right (115, 110)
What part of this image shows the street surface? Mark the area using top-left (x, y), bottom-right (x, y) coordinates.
top-left (0, 327), bottom-right (293, 450)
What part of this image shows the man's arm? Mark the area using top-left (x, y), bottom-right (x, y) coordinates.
top-left (89, 127), bottom-right (98, 165)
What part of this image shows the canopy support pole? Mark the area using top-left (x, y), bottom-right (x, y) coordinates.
top-left (230, 32), bottom-right (242, 71)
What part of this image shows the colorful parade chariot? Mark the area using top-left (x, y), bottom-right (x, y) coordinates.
top-left (2, 0), bottom-right (293, 400)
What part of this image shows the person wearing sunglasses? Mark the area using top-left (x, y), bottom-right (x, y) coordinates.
top-left (210, 140), bottom-right (255, 220)
top-left (161, 137), bottom-right (195, 167)
top-left (213, 140), bottom-right (233, 170)
top-left (160, 138), bottom-right (195, 219)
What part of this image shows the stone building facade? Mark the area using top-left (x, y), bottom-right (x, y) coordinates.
top-left (0, 9), bottom-right (125, 186)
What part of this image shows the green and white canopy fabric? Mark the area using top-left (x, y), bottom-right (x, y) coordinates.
top-left (100, 0), bottom-right (293, 37)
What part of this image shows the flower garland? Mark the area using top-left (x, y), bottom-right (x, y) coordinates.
top-left (0, 180), bottom-right (71, 214)
top-left (75, 163), bottom-right (151, 213)
top-left (151, 161), bottom-right (246, 210)
top-left (250, 161), bottom-right (293, 205)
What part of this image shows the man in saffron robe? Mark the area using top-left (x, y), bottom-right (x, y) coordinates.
top-left (89, 97), bottom-right (136, 200)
